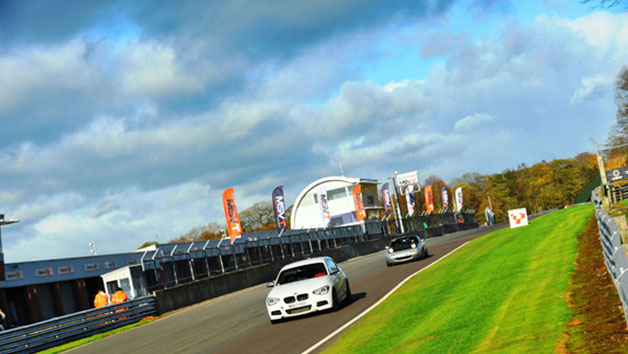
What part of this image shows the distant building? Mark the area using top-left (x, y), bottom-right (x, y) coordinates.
top-left (290, 176), bottom-right (382, 229)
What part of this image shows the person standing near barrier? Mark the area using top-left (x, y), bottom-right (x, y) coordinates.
top-left (93, 289), bottom-right (109, 308)
top-left (111, 287), bottom-right (128, 319)
top-left (111, 287), bottom-right (128, 305)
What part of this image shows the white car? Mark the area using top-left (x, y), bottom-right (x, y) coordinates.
top-left (265, 256), bottom-right (351, 324)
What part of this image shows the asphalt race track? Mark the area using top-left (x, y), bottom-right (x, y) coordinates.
top-left (70, 224), bottom-right (506, 354)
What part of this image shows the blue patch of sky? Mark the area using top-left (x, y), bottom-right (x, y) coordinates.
top-left (84, 15), bottom-right (142, 45)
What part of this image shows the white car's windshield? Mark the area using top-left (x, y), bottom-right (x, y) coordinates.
top-left (277, 263), bottom-right (327, 285)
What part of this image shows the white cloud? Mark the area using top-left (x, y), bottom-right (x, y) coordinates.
top-left (90, 201), bottom-right (119, 217)
top-left (454, 113), bottom-right (495, 130)
top-left (118, 41), bottom-right (207, 97)
top-left (570, 74), bottom-right (613, 104)
top-left (0, 39), bottom-right (95, 113)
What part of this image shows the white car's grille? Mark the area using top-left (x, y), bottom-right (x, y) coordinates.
top-left (284, 293), bottom-right (308, 303)
top-left (286, 305), bottom-right (311, 314)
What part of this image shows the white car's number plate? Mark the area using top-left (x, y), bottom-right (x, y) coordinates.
top-left (288, 301), bottom-right (307, 309)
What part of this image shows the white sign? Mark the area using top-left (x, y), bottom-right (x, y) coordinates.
top-left (318, 187), bottom-right (331, 227)
top-left (396, 171), bottom-right (419, 187)
top-left (35, 267), bottom-right (54, 277)
top-left (57, 265), bottom-right (74, 275)
top-left (508, 208), bottom-right (529, 229)
top-left (6, 271), bottom-right (23, 280)
top-left (84, 263), bottom-right (99, 272)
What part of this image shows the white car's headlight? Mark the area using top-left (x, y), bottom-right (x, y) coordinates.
top-left (266, 297), bottom-right (280, 306)
top-left (388, 248), bottom-right (394, 253)
top-left (411, 243), bottom-right (416, 249)
top-left (313, 285), bottom-right (330, 295)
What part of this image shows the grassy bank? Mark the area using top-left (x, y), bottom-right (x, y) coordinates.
top-left (326, 204), bottom-right (594, 353)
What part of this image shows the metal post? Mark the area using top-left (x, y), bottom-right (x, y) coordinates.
top-left (170, 245), bottom-right (179, 285)
top-left (219, 254), bottom-right (225, 273)
top-left (202, 240), bottom-right (211, 277)
top-left (186, 243), bottom-right (196, 281)
top-left (245, 247), bottom-right (252, 266)
top-left (172, 262), bottom-right (178, 285)
top-left (595, 140), bottom-right (611, 204)
top-left (217, 238), bottom-right (226, 273)
top-left (188, 260), bottom-right (195, 282)
top-left (392, 172), bottom-right (405, 233)
top-left (269, 242), bottom-right (274, 262)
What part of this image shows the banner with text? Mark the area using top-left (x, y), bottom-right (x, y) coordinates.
top-left (406, 185), bottom-right (416, 217)
top-left (455, 187), bottom-right (463, 212)
top-left (272, 186), bottom-right (287, 235)
top-left (424, 185), bottom-right (434, 213)
top-left (318, 187), bottom-right (331, 227)
top-left (222, 188), bottom-right (242, 243)
top-left (352, 184), bottom-right (367, 222)
top-left (382, 182), bottom-right (393, 218)
top-left (442, 187), bottom-right (449, 209)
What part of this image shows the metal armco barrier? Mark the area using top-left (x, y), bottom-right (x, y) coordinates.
top-left (0, 296), bottom-right (156, 354)
top-left (141, 212), bottom-right (478, 291)
top-left (592, 192), bottom-right (628, 326)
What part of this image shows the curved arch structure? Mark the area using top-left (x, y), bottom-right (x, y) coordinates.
top-left (290, 176), bottom-right (380, 229)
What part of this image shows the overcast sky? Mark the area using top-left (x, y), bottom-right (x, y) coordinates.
top-left (0, 0), bottom-right (625, 262)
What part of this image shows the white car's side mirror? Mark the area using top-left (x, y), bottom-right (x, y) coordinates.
top-left (266, 281), bottom-right (275, 288)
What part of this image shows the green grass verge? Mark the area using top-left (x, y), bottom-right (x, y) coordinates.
top-left (326, 204), bottom-right (594, 353)
top-left (39, 317), bottom-right (158, 354)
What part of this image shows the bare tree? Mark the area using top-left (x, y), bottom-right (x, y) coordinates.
top-left (450, 172), bottom-right (486, 191)
top-left (239, 201), bottom-right (276, 232)
top-left (606, 66), bottom-right (628, 148)
top-left (169, 221), bottom-right (226, 243)
top-left (423, 175), bottom-right (443, 186)
top-left (579, 0), bottom-right (625, 8)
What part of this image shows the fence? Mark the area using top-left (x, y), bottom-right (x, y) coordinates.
top-left (592, 192), bottom-right (628, 326)
top-left (0, 296), bottom-right (156, 354)
top-left (609, 184), bottom-right (628, 204)
top-left (141, 211), bottom-right (478, 291)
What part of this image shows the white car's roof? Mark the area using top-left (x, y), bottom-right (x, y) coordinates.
top-left (278, 256), bottom-right (330, 272)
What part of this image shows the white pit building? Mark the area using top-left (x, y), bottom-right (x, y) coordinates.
top-left (290, 176), bottom-right (381, 229)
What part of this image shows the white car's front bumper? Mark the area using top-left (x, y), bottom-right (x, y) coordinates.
top-left (267, 292), bottom-right (333, 320)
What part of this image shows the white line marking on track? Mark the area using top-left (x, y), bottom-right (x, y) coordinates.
top-left (301, 241), bottom-right (471, 354)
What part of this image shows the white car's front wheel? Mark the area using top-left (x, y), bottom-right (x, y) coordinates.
top-left (331, 289), bottom-right (340, 311)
